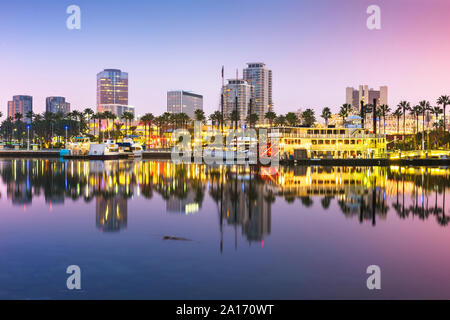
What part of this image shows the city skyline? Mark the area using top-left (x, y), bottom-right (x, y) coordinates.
top-left (1, 0), bottom-right (450, 117)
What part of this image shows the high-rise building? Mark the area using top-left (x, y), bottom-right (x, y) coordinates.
top-left (97, 69), bottom-right (128, 114)
top-left (243, 63), bottom-right (273, 123)
top-left (167, 90), bottom-right (203, 119)
top-left (222, 79), bottom-right (254, 127)
top-left (7, 95), bottom-right (33, 123)
top-left (346, 85), bottom-right (388, 110)
top-left (46, 96), bottom-right (71, 114)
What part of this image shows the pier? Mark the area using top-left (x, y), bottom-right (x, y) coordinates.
top-left (0, 150), bottom-right (60, 158)
top-left (281, 158), bottom-right (450, 166)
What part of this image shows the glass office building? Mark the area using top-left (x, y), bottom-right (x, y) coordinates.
top-left (243, 63), bottom-right (273, 124)
top-left (222, 79), bottom-right (254, 126)
top-left (7, 95), bottom-right (33, 123)
top-left (46, 96), bottom-right (70, 114)
top-left (97, 69), bottom-right (129, 113)
top-left (167, 91), bottom-right (203, 118)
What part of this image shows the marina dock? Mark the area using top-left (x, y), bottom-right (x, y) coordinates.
top-left (0, 150), bottom-right (60, 158)
top-left (1, 150), bottom-right (450, 167)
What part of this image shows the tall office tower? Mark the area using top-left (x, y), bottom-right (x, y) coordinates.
top-left (7, 95), bottom-right (33, 123)
top-left (222, 79), bottom-right (254, 127)
top-left (243, 63), bottom-right (273, 123)
top-left (96, 69), bottom-right (129, 117)
top-left (46, 96), bottom-right (71, 114)
top-left (346, 85), bottom-right (389, 110)
top-left (167, 90), bottom-right (203, 119)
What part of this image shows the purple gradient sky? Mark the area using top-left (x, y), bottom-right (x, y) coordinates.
top-left (1, 0), bottom-right (449, 117)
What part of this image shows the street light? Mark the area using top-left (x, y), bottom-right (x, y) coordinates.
top-left (26, 124), bottom-right (31, 151)
top-left (65, 125), bottom-right (69, 148)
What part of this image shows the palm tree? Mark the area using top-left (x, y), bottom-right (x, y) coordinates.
top-left (419, 100), bottom-right (431, 150)
top-left (91, 113), bottom-right (99, 137)
top-left (393, 107), bottom-right (403, 134)
top-left (178, 113), bottom-right (190, 129)
top-left (43, 111), bottom-right (55, 145)
top-left (285, 112), bottom-right (299, 127)
top-left (83, 108), bottom-right (94, 134)
top-left (25, 110), bottom-right (34, 125)
top-left (95, 112), bottom-right (105, 141)
top-left (437, 95), bottom-right (450, 133)
top-left (161, 112), bottom-right (171, 132)
top-left (209, 111), bottom-right (223, 129)
top-left (194, 109), bottom-right (206, 124)
top-left (109, 112), bottom-right (117, 137)
top-left (274, 115), bottom-right (286, 127)
top-left (112, 122), bottom-right (124, 141)
top-left (228, 110), bottom-right (239, 129)
top-left (302, 109), bottom-right (316, 127)
top-left (410, 105), bottom-right (421, 149)
top-left (121, 111), bottom-right (134, 137)
top-left (264, 110), bottom-right (277, 127)
top-left (13, 113), bottom-right (24, 143)
top-left (246, 113), bottom-right (259, 128)
top-left (432, 106), bottom-right (442, 130)
top-left (338, 104), bottom-right (351, 126)
top-left (378, 104), bottom-right (391, 135)
top-left (101, 111), bottom-right (112, 138)
top-left (411, 105), bottom-right (421, 133)
top-left (71, 110), bottom-right (83, 135)
top-left (140, 113), bottom-right (155, 146)
top-left (321, 107), bottom-right (332, 127)
top-left (398, 101), bottom-right (410, 140)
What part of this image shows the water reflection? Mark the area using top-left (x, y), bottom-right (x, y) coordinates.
top-left (1, 159), bottom-right (450, 238)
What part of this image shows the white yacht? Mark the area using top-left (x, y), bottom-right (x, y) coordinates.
top-left (118, 138), bottom-right (143, 158)
top-left (88, 139), bottom-right (120, 158)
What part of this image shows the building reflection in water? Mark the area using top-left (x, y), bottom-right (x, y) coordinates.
top-left (96, 195), bottom-right (127, 232)
top-left (1, 159), bottom-right (450, 240)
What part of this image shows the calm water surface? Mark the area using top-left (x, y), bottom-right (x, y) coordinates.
top-left (0, 159), bottom-right (450, 299)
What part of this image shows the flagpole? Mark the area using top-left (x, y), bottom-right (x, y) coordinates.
top-left (221, 66), bottom-right (224, 136)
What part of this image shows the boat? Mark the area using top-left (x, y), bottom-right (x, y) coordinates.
top-left (64, 137), bottom-right (92, 156)
top-left (103, 139), bottom-right (120, 156)
top-left (117, 138), bottom-right (143, 158)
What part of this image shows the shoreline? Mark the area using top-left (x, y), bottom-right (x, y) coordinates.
top-left (1, 150), bottom-right (450, 166)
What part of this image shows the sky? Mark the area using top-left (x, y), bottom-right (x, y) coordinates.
top-left (1, 0), bottom-right (450, 117)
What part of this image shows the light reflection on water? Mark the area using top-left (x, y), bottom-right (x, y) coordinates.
top-left (0, 159), bottom-right (450, 299)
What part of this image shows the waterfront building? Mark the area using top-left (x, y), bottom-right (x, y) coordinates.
top-left (46, 96), bottom-right (71, 114)
top-left (167, 90), bottom-right (203, 118)
top-left (97, 69), bottom-right (129, 115)
top-left (346, 85), bottom-right (388, 111)
top-left (274, 127), bottom-right (387, 159)
top-left (7, 95), bottom-right (33, 123)
top-left (222, 79), bottom-right (254, 127)
top-left (243, 63), bottom-right (273, 124)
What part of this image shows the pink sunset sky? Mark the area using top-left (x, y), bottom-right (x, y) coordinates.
top-left (0, 0), bottom-right (449, 117)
